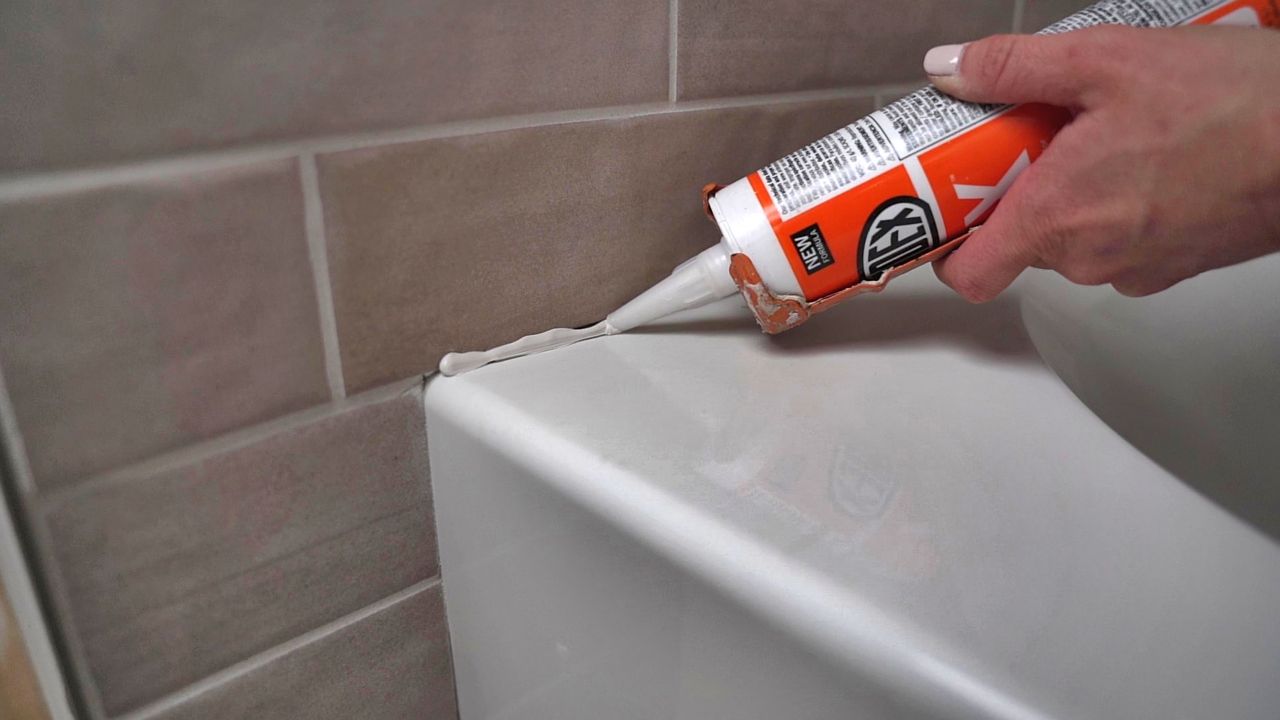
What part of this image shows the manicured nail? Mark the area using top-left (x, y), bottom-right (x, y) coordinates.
top-left (924, 44), bottom-right (965, 76)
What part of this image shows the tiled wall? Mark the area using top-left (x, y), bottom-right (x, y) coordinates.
top-left (1023, 0), bottom-right (1097, 29)
top-left (0, 1), bottom-right (1088, 718)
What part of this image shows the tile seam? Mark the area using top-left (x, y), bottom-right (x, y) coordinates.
top-left (2, 361), bottom-right (105, 716)
top-left (0, 390), bottom-right (80, 719)
top-left (16, 510), bottom-right (109, 718)
top-left (113, 577), bottom-right (442, 720)
top-left (668, 0), bottom-right (679, 102)
top-left (299, 154), bottom-right (347, 401)
top-left (71, 505), bottom-right (429, 636)
top-left (0, 360), bottom-right (37, 496)
top-left (1013, 0), bottom-right (1028, 32)
top-left (0, 82), bottom-right (911, 201)
top-left (874, 81), bottom-right (926, 109)
top-left (36, 376), bottom-right (421, 512)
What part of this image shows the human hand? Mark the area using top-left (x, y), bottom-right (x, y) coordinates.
top-left (922, 25), bottom-right (1280, 301)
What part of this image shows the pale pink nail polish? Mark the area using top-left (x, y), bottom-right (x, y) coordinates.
top-left (924, 44), bottom-right (965, 76)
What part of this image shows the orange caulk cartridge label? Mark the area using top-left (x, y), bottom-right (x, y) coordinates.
top-left (708, 0), bottom-right (1278, 333)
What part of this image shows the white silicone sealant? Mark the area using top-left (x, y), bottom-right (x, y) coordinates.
top-left (438, 243), bottom-right (740, 376)
top-left (439, 322), bottom-right (616, 377)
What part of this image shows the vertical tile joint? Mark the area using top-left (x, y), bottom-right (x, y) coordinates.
top-left (1012, 0), bottom-right (1028, 33)
top-left (668, 0), bottom-right (679, 102)
top-left (0, 362), bottom-right (36, 496)
top-left (114, 578), bottom-right (442, 720)
top-left (0, 363), bottom-right (84, 719)
top-left (299, 154), bottom-right (347, 400)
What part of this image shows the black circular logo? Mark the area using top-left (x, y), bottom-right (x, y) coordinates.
top-left (858, 196), bottom-right (940, 281)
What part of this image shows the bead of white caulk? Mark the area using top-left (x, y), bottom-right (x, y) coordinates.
top-left (437, 321), bottom-right (614, 376)
top-left (437, 241), bottom-right (737, 376)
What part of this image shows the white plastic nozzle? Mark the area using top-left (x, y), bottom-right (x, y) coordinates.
top-left (606, 241), bottom-right (739, 333)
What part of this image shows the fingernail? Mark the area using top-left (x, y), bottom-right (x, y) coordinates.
top-left (924, 44), bottom-right (965, 76)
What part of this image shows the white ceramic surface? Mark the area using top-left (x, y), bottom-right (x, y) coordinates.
top-left (426, 257), bottom-right (1280, 720)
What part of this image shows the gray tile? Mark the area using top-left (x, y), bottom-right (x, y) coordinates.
top-left (0, 0), bottom-right (668, 170)
top-left (0, 160), bottom-right (329, 490)
top-left (677, 0), bottom-right (1015, 99)
top-left (1023, 0), bottom-right (1095, 30)
top-left (317, 97), bottom-right (875, 391)
top-left (148, 583), bottom-right (456, 720)
top-left (40, 393), bottom-right (437, 716)
top-left (877, 85), bottom-right (927, 109)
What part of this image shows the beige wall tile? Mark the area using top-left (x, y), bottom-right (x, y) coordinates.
top-left (0, 160), bottom-right (329, 490)
top-left (677, 0), bottom-right (1016, 99)
top-left (39, 393), bottom-right (435, 715)
top-left (317, 97), bottom-right (875, 391)
top-left (876, 85), bottom-right (927, 109)
top-left (146, 583), bottom-right (455, 720)
top-left (0, 0), bottom-right (668, 170)
top-left (1023, 0), bottom-right (1096, 30)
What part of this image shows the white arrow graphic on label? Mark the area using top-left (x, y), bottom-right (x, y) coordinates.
top-left (953, 149), bottom-right (1031, 227)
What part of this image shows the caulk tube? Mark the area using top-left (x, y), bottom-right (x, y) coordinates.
top-left (702, 0), bottom-right (1278, 334)
top-left (438, 0), bottom-right (1276, 375)
top-left (603, 184), bottom-right (813, 331)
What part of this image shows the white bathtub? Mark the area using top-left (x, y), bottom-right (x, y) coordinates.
top-left (425, 256), bottom-right (1280, 720)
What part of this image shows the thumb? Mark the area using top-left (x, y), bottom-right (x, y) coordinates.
top-left (924, 30), bottom-right (1111, 107)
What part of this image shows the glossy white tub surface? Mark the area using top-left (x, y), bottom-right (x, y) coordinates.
top-left (425, 258), bottom-right (1280, 720)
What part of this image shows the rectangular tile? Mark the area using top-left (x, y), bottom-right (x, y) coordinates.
top-left (0, 0), bottom-right (668, 170)
top-left (676, 0), bottom-right (1016, 99)
top-left (318, 97), bottom-right (875, 391)
top-left (1023, 0), bottom-right (1095, 29)
top-left (40, 393), bottom-right (436, 716)
top-left (0, 160), bottom-right (329, 490)
top-left (141, 583), bottom-right (455, 720)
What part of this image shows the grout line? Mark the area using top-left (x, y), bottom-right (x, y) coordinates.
top-left (124, 506), bottom-right (421, 623)
top-left (0, 360), bottom-right (36, 496)
top-left (299, 154), bottom-right (346, 401)
top-left (37, 376), bottom-right (421, 513)
top-left (1012, 0), bottom-right (1027, 32)
top-left (886, 81), bottom-right (927, 95)
top-left (0, 83), bottom-right (909, 202)
top-left (668, 0), bottom-right (679, 102)
top-left (0, 360), bottom-right (100, 717)
top-left (874, 81), bottom-right (927, 110)
top-left (0, 410), bottom-right (79, 719)
top-left (116, 577), bottom-right (442, 720)
top-left (0, 498), bottom-right (79, 720)
top-left (18, 509), bottom-right (108, 719)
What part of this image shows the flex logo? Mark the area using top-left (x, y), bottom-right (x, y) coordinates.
top-left (789, 223), bottom-right (835, 274)
top-left (953, 149), bottom-right (1031, 226)
top-left (858, 196), bottom-right (939, 281)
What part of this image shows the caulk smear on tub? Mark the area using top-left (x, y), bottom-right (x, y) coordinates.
top-left (438, 321), bottom-right (616, 376)
top-left (437, 243), bottom-right (740, 376)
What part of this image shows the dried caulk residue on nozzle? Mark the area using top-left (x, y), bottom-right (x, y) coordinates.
top-left (438, 321), bottom-right (616, 376)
